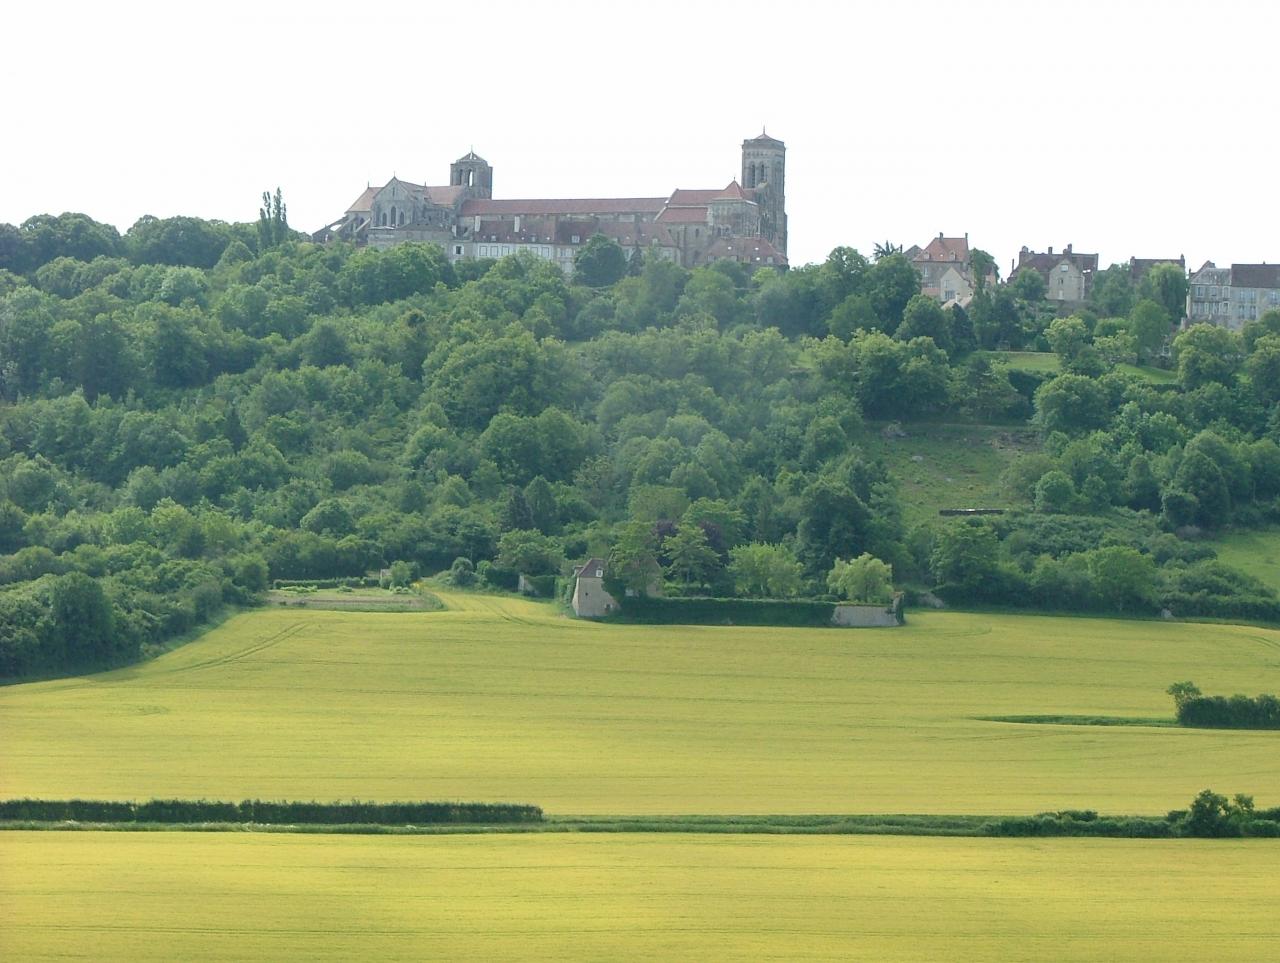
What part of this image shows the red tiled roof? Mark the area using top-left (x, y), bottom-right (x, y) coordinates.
top-left (914, 235), bottom-right (970, 263)
top-left (705, 235), bottom-right (786, 265)
top-left (667, 188), bottom-right (724, 206)
top-left (425, 185), bottom-right (466, 206)
top-left (712, 180), bottom-right (748, 201)
top-left (460, 197), bottom-right (666, 216)
top-left (655, 206), bottom-right (709, 224)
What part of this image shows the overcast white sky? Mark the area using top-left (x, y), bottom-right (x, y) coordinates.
top-left (3, 0), bottom-right (1275, 273)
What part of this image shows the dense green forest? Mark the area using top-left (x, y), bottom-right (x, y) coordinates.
top-left (2, 210), bottom-right (1279, 677)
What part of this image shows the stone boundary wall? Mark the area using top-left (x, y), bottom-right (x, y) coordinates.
top-left (832, 595), bottom-right (904, 627)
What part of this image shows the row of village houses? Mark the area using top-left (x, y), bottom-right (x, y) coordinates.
top-left (904, 233), bottom-right (1278, 331)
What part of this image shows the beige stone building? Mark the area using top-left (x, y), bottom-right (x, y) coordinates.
top-left (570, 558), bottom-right (618, 618)
top-left (315, 133), bottom-right (788, 273)
top-left (1187, 262), bottom-right (1280, 330)
top-left (903, 234), bottom-right (993, 306)
top-left (1009, 244), bottom-right (1099, 304)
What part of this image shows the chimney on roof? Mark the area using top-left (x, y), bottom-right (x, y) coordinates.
top-left (939, 232), bottom-right (944, 240)
top-left (1066, 243), bottom-right (1073, 255)
top-left (1048, 246), bottom-right (1054, 255)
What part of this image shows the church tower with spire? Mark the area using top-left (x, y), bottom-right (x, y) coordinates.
top-left (741, 130), bottom-right (786, 255)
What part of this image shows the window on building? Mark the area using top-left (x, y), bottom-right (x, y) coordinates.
top-left (454, 245), bottom-right (463, 255)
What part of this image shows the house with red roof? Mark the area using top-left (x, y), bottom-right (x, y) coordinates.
top-left (904, 233), bottom-right (994, 307)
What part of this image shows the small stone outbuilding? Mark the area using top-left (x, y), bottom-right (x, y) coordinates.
top-left (571, 558), bottom-right (618, 618)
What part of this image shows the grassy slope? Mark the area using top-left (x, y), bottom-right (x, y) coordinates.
top-left (987, 350), bottom-right (1176, 384)
top-left (1210, 528), bottom-right (1280, 596)
top-left (3, 592), bottom-right (1278, 815)
top-left (864, 422), bottom-right (1034, 524)
top-left (3, 832), bottom-right (1277, 962)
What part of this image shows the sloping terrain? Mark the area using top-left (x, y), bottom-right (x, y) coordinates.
top-left (3, 592), bottom-right (1277, 815)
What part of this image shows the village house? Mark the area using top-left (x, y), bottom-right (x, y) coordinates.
top-left (903, 233), bottom-right (993, 306)
top-left (1009, 244), bottom-right (1100, 304)
top-left (1187, 262), bottom-right (1280, 330)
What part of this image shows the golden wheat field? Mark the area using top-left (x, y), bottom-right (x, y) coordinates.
top-left (2, 591), bottom-right (1279, 814)
top-left (2, 832), bottom-right (1277, 962)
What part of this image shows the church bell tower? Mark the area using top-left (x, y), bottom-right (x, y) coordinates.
top-left (741, 131), bottom-right (786, 255)
top-left (450, 150), bottom-right (493, 199)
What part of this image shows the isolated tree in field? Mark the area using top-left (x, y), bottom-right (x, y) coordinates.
top-left (828, 553), bottom-right (894, 603)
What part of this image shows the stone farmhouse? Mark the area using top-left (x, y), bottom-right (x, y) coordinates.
top-left (1008, 244), bottom-right (1100, 304)
top-left (1187, 262), bottom-right (1280, 330)
top-left (315, 133), bottom-right (788, 274)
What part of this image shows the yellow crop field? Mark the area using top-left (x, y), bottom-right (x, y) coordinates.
top-left (2, 591), bottom-right (1279, 814)
top-left (2, 831), bottom-right (1277, 962)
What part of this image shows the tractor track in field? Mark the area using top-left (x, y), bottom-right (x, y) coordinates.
top-left (162, 622), bottom-right (311, 675)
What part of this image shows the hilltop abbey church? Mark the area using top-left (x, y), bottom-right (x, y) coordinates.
top-left (315, 132), bottom-right (787, 272)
